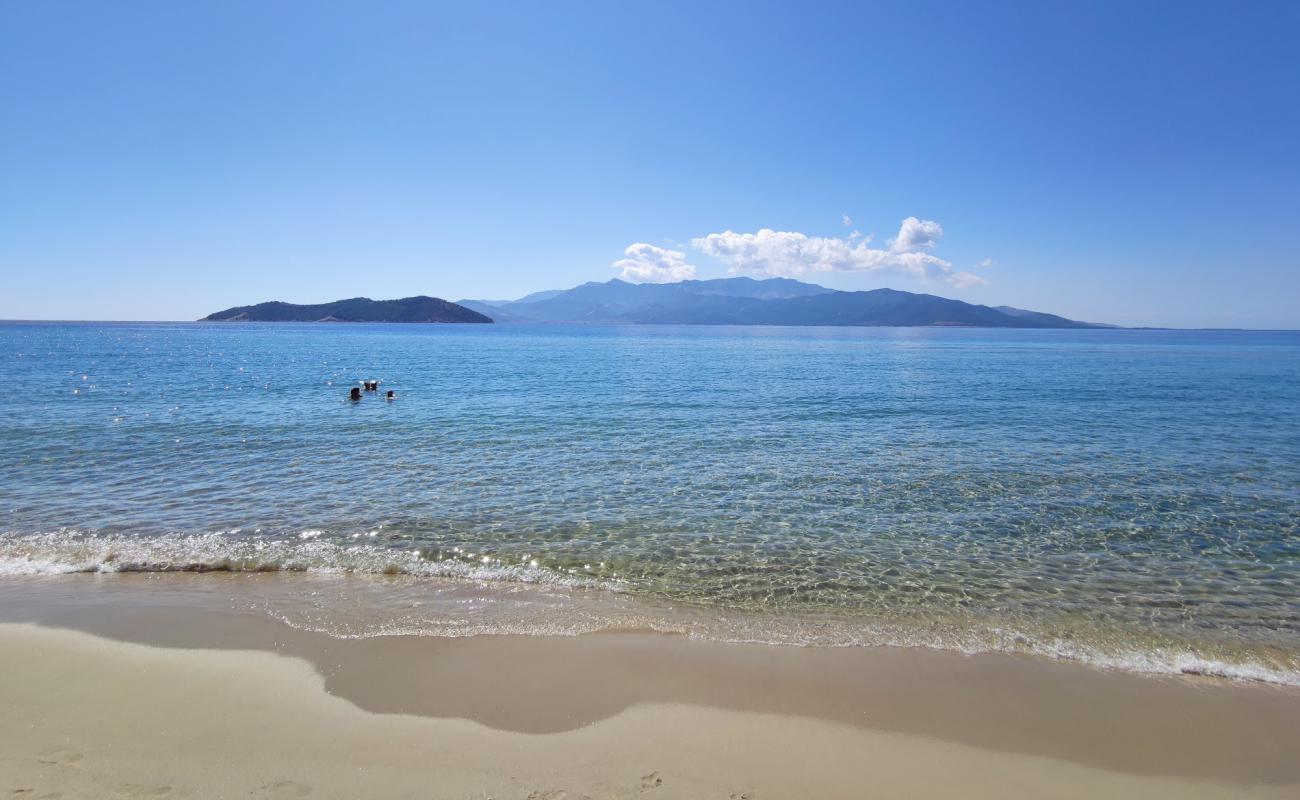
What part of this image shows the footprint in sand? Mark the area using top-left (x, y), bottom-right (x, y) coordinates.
top-left (252, 781), bottom-right (313, 798)
top-left (35, 747), bottom-right (83, 766)
top-left (729, 792), bottom-right (755, 799)
top-left (524, 791), bottom-right (591, 800)
top-left (638, 772), bottom-right (662, 792)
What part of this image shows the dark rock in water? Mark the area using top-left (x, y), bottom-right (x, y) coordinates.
top-left (202, 296), bottom-right (493, 323)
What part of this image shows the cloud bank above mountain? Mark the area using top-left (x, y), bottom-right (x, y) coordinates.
top-left (690, 217), bottom-right (984, 288)
top-left (613, 243), bottom-right (698, 283)
top-left (613, 217), bottom-right (985, 288)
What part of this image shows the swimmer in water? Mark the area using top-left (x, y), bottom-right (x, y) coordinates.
top-left (349, 387), bottom-right (362, 401)
top-left (386, 389), bottom-right (395, 400)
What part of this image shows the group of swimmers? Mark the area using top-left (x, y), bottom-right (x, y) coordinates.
top-left (349, 380), bottom-right (395, 401)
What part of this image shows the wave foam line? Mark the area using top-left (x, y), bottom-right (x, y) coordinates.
top-left (0, 531), bottom-right (607, 589)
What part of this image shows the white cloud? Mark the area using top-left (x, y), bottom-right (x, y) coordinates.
top-left (613, 243), bottom-right (697, 283)
top-left (841, 214), bottom-right (853, 227)
top-left (691, 217), bottom-right (979, 288)
top-left (889, 216), bottom-right (943, 253)
top-left (976, 258), bottom-right (995, 268)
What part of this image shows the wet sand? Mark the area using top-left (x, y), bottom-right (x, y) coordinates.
top-left (1, 573), bottom-right (1299, 799)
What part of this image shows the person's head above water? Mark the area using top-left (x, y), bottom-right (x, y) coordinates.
top-left (386, 390), bottom-right (395, 400)
top-left (349, 387), bottom-right (362, 401)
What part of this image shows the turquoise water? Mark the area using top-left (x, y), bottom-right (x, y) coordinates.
top-left (1, 322), bottom-right (1298, 681)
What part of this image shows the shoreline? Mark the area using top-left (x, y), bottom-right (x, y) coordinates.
top-left (4, 535), bottom-right (1297, 689)
top-left (2, 573), bottom-right (1299, 798)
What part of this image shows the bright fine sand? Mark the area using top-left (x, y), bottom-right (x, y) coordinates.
top-left (1, 576), bottom-right (1299, 799)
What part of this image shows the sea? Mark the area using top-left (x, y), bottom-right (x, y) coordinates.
top-left (1, 321), bottom-right (1297, 684)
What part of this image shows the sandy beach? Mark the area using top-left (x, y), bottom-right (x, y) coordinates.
top-left (2, 575), bottom-right (1298, 799)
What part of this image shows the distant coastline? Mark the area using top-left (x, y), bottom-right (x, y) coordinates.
top-left (9, 319), bottom-right (1300, 332)
top-left (201, 278), bottom-right (1113, 328)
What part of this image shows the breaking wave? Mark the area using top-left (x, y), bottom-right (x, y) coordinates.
top-left (0, 530), bottom-right (611, 588)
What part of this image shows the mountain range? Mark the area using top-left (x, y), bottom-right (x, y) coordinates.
top-left (459, 277), bottom-right (1109, 328)
top-left (201, 278), bottom-right (1109, 328)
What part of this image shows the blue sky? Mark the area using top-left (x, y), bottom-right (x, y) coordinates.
top-left (2, 1), bottom-right (1297, 327)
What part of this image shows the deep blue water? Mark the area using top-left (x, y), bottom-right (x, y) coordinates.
top-left (1, 322), bottom-right (1298, 680)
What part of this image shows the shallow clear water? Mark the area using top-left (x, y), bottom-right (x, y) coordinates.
top-left (1, 322), bottom-right (1298, 682)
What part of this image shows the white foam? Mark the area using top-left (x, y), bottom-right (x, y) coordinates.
top-left (0, 530), bottom-right (610, 590)
top-left (1021, 638), bottom-right (1300, 687)
top-left (0, 554), bottom-right (99, 576)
